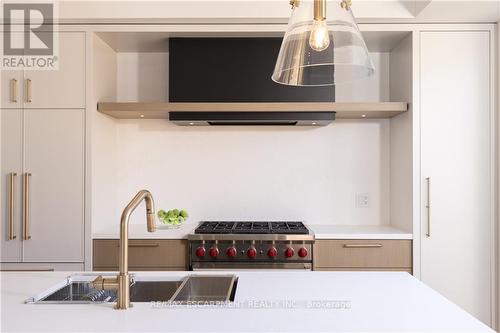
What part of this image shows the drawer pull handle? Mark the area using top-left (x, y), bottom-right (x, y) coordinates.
top-left (343, 244), bottom-right (383, 248)
top-left (117, 244), bottom-right (160, 248)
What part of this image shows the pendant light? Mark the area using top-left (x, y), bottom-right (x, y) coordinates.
top-left (272, 0), bottom-right (375, 86)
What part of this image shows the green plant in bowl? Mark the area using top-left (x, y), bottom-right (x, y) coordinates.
top-left (158, 209), bottom-right (188, 227)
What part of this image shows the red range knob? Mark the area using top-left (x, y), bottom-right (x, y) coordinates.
top-left (226, 247), bottom-right (237, 258)
top-left (209, 247), bottom-right (219, 258)
top-left (298, 247), bottom-right (308, 258)
top-left (195, 246), bottom-right (206, 258)
top-left (284, 247), bottom-right (295, 258)
top-left (247, 247), bottom-right (257, 258)
top-left (267, 247), bottom-right (278, 258)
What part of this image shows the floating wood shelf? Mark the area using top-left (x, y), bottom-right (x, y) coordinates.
top-left (97, 102), bottom-right (408, 120)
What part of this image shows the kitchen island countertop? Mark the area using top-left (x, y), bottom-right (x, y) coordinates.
top-left (1, 271), bottom-right (492, 332)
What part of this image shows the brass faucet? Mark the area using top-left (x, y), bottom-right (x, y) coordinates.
top-left (91, 190), bottom-right (156, 309)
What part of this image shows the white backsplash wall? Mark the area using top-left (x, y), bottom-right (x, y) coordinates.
top-left (111, 119), bottom-right (391, 227)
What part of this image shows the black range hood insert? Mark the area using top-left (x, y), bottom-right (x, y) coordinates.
top-left (169, 112), bottom-right (336, 126)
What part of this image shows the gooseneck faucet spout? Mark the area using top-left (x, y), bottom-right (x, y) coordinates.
top-left (92, 190), bottom-right (156, 310)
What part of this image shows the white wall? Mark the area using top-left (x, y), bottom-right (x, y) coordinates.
top-left (116, 53), bottom-right (169, 102)
top-left (89, 119), bottom-right (392, 230)
top-left (91, 36), bottom-right (119, 231)
top-left (335, 52), bottom-right (390, 102)
top-left (91, 49), bottom-right (403, 232)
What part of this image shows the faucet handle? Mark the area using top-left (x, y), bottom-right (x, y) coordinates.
top-left (91, 275), bottom-right (119, 291)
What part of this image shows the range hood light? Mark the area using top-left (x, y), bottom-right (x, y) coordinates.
top-left (272, 0), bottom-right (375, 86)
top-left (169, 111), bottom-right (336, 126)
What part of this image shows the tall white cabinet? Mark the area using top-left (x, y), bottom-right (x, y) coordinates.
top-left (419, 30), bottom-right (494, 324)
top-left (0, 32), bottom-right (86, 271)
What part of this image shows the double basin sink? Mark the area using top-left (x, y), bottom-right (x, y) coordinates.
top-left (26, 274), bottom-right (238, 304)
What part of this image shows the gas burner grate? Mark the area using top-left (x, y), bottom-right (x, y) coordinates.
top-left (195, 221), bottom-right (309, 234)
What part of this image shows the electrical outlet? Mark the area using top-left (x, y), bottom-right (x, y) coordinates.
top-left (356, 193), bottom-right (370, 208)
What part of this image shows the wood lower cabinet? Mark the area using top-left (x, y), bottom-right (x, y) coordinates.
top-left (93, 239), bottom-right (188, 271)
top-left (313, 240), bottom-right (412, 272)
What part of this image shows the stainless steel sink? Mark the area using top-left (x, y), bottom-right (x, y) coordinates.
top-left (37, 281), bottom-right (118, 303)
top-left (26, 274), bottom-right (237, 304)
top-left (171, 275), bottom-right (237, 304)
top-left (131, 280), bottom-right (182, 302)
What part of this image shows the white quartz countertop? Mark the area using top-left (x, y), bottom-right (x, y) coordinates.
top-left (1, 271), bottom-right (491, 332)
top-left (93, 223), bottom-right (197, 239)
top-left (309, 225), bottom-right (413, 240)
top-left (93, 224), bottom-right (412, 240)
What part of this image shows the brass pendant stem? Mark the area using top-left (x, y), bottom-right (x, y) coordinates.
top-left (313, 0), bottom-right (326, 20)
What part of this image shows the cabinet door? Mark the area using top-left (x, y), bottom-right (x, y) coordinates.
top-left (23, 108), bottom-right (84, 262)
top-left (1, 33), bottom-right (23, 108)
top-left (1, 71), bottom-right (23, 109)
top-left (23, 32), bottom-right (85, 108)
top-left (0, 109), bottom-right (23, 262)
top-left (93, 239), bottom-right (188, 271)
top-left (420, 31), bottom-right (491, 324)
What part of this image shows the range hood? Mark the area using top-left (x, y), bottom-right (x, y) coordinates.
top-left (169, 112), bottom-right (336, 126)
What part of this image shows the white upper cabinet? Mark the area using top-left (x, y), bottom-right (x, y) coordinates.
top-left (1, 33), bottom-right (23, 109)
top-left (420, 30), bottom-right (492, 325)
top-left (23, 32), bottom-right (86, 108)
top-left (1, 71), bottom-right (23, 109)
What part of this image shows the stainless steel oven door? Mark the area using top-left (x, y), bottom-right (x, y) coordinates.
top-left (191, 262), bottom-right (312, 271)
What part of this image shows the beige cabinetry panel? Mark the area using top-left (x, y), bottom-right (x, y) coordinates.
top-left (313, 240), bottom-right (412, 271)
top-left (22, 109), bottom-right (84, 262)
top-left (93, 239), bottom-right (188, 271)
top-left (1, 32), bottom-right (86, 265)
top-left (1, 71), bottom-right (23, 109)
top-left (0, 109), bottom-right (23, 261)
top-left (1, 33), bottom-right (23, 109)
top-left (420, 30), bottom-right (492, 324)
top-left (23, 32), bottom-right (86, 108)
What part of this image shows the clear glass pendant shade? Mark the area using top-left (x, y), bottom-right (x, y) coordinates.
top-left (272, 0), bottom-right (375, 86)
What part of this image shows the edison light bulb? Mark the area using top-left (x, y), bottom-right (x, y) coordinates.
top-left (309, 19), bottom-right (330, 52)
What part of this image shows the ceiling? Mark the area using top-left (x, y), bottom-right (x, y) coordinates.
top-left (3, 1), bottom-right (499, 24)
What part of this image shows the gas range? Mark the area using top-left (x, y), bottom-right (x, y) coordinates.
top-left (188, 221), bottom-right (314, 270)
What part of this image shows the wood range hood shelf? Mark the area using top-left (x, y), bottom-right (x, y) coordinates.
top-left (97, 102), bottom-right (409, 120)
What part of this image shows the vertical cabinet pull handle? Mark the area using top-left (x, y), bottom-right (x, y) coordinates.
top-left (10, 79), bottom-right (18, 103)
top-left (23, 173), bottom-right (32, 240)
top-left (425, 177), bottom-right (431, 237)
top-left (8, 172), bottom-right (17, 240)
top-left (26, 79), bottom-right (32, 103)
